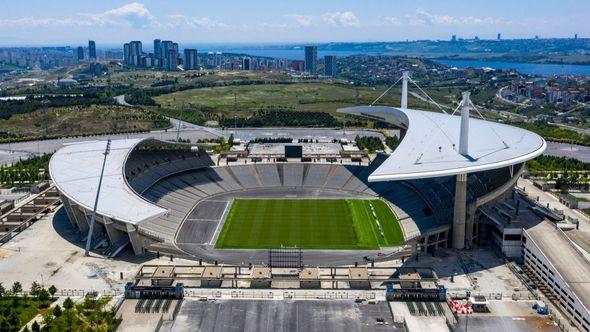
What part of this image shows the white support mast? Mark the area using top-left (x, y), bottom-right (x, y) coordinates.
top-left (401, 71), bottom-right (409, 109)
top-left (459, 91), bottom-right (470, 156)
top-left (84, 139), bottom-right (111, 257)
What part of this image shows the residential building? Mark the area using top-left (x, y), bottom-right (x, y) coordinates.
top-left (242, 57), bottom-right (251, 71)
top-left (184, 49), bottom-right (198, 70)
top-left (88, 40), bottom-right (96, 59)
top-left (304, 45), bottom-right (317, 74)
top-left (77, 46), bottom-right (84, 61)
top-left (324, 55), bottom-right (337, 77)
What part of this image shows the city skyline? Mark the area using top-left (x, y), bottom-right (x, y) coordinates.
top-left (0, 0), bottom-right (588, 46)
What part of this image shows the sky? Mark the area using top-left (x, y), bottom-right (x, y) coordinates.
top-left (0, 0), bottom-right (589, 46)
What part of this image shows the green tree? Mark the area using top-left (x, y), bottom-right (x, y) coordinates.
top-left (48, 285), bottom-right (57, 298)
top-left (30, 281), bottom-right (41, 296)
top-left (53, 305), bottom-right (62, 318)
top-left (11, 281), bottom-right (22, 295)
top-left (31, 321), bottom-right (40, 332)
top-left (0, 283), bottom-right (4, 299)
top-left (63, 297), bottom-right (74, 311)
top-left (38, 288), bottom-right (50, 304)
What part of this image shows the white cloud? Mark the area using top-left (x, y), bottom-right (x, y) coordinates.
top-left (0, 17), bottom-right (91, 28)
top-left (285, 14), bottom-right (313, 27)
top-left (258, 22), bottom-right (288, 29)
top-left (0, 3), bottom-right (228, 30)
top-left (382, 16), bottom-right (402, 26)
top-left (165, 15), bottom-right (228, 29)
top-left (321, 11), bottom-right (360, 27)
top-left (85, 2), bottom-right (159, 29)
top-left (408, 7), bottom-right (506, 27)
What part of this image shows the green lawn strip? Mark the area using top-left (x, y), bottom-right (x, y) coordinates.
top-left (346, 199), bottom-right (381, 249)
top-left (370, 200), bottom-right (404, 246)
top-left (215, 198), bottom-right (402, 250)
top-left (0, 298), bottom-right (44, 329)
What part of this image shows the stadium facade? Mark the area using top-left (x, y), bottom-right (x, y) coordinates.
top-left (50, 96), bottom-right (545, 261)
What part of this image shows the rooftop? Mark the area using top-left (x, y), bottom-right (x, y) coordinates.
top-left (338, 106), bottom-right (546, 181)
top-left (49, 138), bottom-right (167, 225)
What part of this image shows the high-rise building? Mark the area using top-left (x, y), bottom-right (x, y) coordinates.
top-left (242, 57), bottom-right (251, 70)
top-left (153, 39), bottom-right (162, 61)
top-left (168, 49), bottom-right (178, 71)
top-left (451, 35), bottom-right (457, 42)
top-left (324, 55), bottom-right (336, 77)
top-left (497, 33), bottom-right (502, 41)
top-left (304, 45), bottom-right (317, 74)
top-left (161, 40), bottom-right (173, 69)
top-left (129, 41), bottom-right (142, 66)
top-left (184, 49), bottom-right (198, 70)
top-left (575, 33), bottom-right (578, 40)
top-left (88, 40), bottom-right (96, 59)
top-left (123, 43), bottom-right (130, 64)
top-left (77, 46), bottom-right (84, 61)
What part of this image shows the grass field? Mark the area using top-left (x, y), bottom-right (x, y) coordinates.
top-left (154, 82), bottom-right (401, 116)
top-left (215, 198), bottom-right (404, 250)
top-left (0, 105), bottom-right (170, 136)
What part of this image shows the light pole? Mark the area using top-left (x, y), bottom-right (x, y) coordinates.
top-left (84, 140), bottom-right (111, 257)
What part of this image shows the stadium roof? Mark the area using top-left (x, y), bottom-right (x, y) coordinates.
top-left (338, 106), bottom-right (546, 181)
top-left (49, 139), bottom-right (167, 225)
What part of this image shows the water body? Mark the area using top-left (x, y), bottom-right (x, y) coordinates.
top-left (199, 48), bottom-right (380, 60)
top-left (435, 59), bottom-right (590, 77)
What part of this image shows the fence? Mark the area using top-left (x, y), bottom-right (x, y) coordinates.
top-left (181, 288), bottom-right (379, 301)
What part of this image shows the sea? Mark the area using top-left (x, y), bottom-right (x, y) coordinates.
top-left (434, 59), bottom-right (590, 77)
top-left (207, 48), bottom-right (590, 77)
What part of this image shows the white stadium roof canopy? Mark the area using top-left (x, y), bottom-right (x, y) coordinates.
top-left (49, 138), bottom-right (167, 225)
top-left (338, 106), bottom-right (546, 181)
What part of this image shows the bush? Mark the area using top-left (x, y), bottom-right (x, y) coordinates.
top-left (355, 135), bottom-right (384, 153)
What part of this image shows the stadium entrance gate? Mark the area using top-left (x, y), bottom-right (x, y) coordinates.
top-left (268, 248), bottom-right (303, 270)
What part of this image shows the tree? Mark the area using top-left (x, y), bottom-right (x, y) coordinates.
top-left (48, 285), bottom-right (57, 298)
top-left (228, 133), bottom-right (234, 146)
top-left (0, 283), bottom-right (4, 299)
top-left (11, 281), bottom-right (22, 295)
top-left (8, 311), bottom-right (19, 329)
top-left (31, 321), bottom-right (40, 332)
top-left (38, 288), bottom-right (50, 304)
top-left (30, 282), bottom-right (41, 296)
top-left (53, 305), bottom-right (62, 318)
top-left (63, 297), bottom-right (74, 311)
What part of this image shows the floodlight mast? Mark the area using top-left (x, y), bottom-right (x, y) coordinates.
top-left (84, 139), bottom-right (111, 257)
top-left (401, 71), bottom-right (409, 109)
top-left (459, 92), bottom-right (471, 157)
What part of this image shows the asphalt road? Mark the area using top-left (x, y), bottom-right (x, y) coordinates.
top-left (169, 300), bottom-right (402, 332)
top-left (543, 141), bottom-right (590, 163)
top-left (0, 126), bottom-right (384, 165)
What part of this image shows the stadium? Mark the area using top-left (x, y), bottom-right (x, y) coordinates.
top-left (49, 85), bottom-right (546, 265)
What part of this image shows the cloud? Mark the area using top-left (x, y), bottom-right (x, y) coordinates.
top-left (285, 14), bottom-right (313, 27)
top-left (258, 22), bottom-right (289, 29)
top-left (0, 2), bottom-right (228, 30)
top-left (165, 15), bottom-right (228, 29)
top-left (321, 11), bottom-right (360, 27)
top-left (382, 16), bottom-right (402, 26)
top-left (85, 2), bottom-right (159, 29)
top-left (408, 7), bottom-right (506, 27)
top-left (0, 17), bottom-right (91, 28)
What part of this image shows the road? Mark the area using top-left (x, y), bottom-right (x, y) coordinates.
top-left (495, 86), bottom-right (530, 107)
top-left (544, 141), bottom-right (590, 163)
top-left (114, 94), bottom-right (133, 107)
top-left (549, 122), bottom-right (590, 135)
top-left (0, 126), bottom-right (385, 165)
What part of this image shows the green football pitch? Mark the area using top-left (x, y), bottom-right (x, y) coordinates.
top-left (215, 198), bottom-right (404, 250)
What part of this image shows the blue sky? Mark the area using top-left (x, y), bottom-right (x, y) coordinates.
top-left (0, 0), bottom-right (588, 46)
